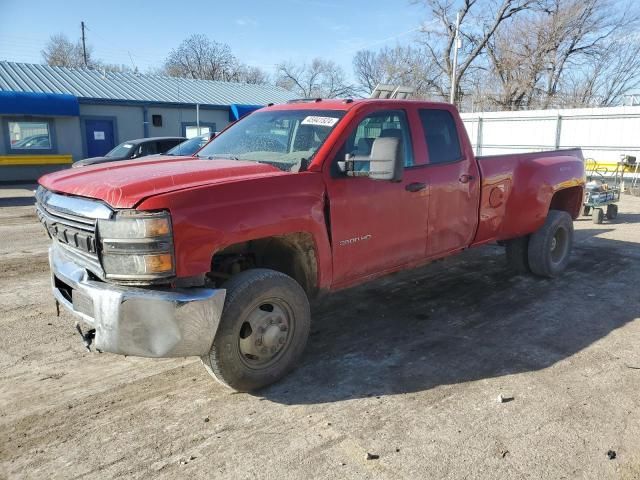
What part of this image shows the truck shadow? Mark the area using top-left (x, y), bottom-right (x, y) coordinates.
top-left (574, 211), bottom-right (640, 224)
top-left (0, 183), bottom-right (36, 207)
top-left (0, 196), bottom-right (35, 207)
top-left (261, 228), bottom-right (640, 404)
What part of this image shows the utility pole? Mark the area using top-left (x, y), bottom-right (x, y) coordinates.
top-left (449, 11), bottom-right (461, 105)
top-left (81, 21), bottom-right (88, 67)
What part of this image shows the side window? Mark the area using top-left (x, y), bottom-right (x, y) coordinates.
top-left (419, 109), bottom-right (462, 165)
top-left (159, 140), bottom-right (178, 152)
top-left (143, 142), bottom-right (159, 155)
top-left (345, 110), bottom-right (414, 170)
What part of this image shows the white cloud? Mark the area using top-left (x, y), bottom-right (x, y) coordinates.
top-left (235, 17), bottom-right (258, 27)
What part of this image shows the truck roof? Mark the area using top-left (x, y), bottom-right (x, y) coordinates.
top-left (265, 98), bottom-right (455, 112)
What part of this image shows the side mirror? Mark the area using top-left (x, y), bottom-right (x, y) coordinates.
top-left (338, 137), bottom-right (403, 182)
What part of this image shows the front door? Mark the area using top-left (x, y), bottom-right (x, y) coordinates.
top-left (326, 108), bottom-right (430, 287)
top-left (84, 118), bottom-right (115, 157)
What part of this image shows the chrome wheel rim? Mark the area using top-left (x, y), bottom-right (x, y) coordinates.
top-left (237, 298), bottom-right (293, 369)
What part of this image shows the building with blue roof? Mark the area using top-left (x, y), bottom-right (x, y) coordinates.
top-left (0, 61), bottom-right (296, 181)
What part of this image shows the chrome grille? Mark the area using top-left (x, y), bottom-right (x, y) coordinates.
top-left (35, 187), bottom-right (112, 276)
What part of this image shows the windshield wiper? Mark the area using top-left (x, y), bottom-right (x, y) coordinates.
top-left (206, 153), bottom-right (240, 161)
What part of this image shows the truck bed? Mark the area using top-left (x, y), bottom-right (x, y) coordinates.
top-left (473, 148), bottom-right (585, 245)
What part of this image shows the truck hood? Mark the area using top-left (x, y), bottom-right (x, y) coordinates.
top-left (39, 155), bottom-right (285, 208)
top-left (72, 155), bottom-right (124, 168)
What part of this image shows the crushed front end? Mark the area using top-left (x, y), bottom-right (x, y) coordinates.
top-left (35, 187), bottom-right (225, 357)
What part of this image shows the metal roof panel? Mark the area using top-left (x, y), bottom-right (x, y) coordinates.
top-left (0, 61), bottom-right (296, 106)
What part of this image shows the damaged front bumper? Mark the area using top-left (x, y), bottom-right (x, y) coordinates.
top-left (49, 244), bottom-right (225, 357)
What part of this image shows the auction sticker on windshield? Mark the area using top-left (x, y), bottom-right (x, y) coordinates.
top-left (301, 116), bottom-right (339, 127)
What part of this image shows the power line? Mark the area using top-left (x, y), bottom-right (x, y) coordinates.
top-left (344, 26), bottom-right (423, 54)
top-left (82, 26), bottom-right (161, 69)
top-left (0, 32), bottom-right (161, 70)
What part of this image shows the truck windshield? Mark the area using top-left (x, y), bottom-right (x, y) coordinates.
top-left (196, 109), bottom-right (345, 171)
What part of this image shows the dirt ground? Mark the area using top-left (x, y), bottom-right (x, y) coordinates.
top-left (1, 184), bottom-right (640, 480)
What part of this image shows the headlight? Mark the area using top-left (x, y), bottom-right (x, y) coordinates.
top-left (97, 210), bottom-right (175, 281)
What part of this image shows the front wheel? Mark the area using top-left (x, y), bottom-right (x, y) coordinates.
top-left (528, 210), bottom-right (574, 278)
top-left (201, 269), bottom-right (311, 392)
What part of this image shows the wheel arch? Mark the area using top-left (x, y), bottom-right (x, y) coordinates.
top-left (210, 232), bottom-right (320, 297)
top-left (549, 186), bottom-right (584, 219)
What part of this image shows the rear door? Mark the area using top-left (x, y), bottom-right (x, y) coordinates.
top-left (417, 108), bottom-right (481, 257)
top-left (325, 106), bottom-right (430, 286)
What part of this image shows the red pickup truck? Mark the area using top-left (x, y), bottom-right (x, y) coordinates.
top-left (36, 99), bottom-right (585, 391)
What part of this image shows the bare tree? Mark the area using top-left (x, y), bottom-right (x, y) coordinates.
top-left (99, 63), bottom-right (134, 73)
top-left (236, 65), bottom-right (271, 85)
top-left (276, 59), bottom-right (355, 98)
top-left (536, 0), bottom-right (637, 107)
top-left (42, 33), bottom-right (135, 74)
top-left (413, 0), bottom-right (537, 102)
top-left (41, 33), bottom-right (94, 68)
top-left (565, 39), bottom-right (640, 107)
top-left (485, 13), bottom-right (551, 109)
top-left (352, 50), bottom-right (382, 95)
top-left (164, 34), bottom-right (269, 84)
top-left (353, 46), bottom-right (440, 97)
top-left (483, 0), bottom-right (640, 109)
top-left (164, 34), bottom-right (238, 80)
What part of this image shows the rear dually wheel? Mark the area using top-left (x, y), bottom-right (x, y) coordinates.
top-left (527, 210), bottom-right (574, 278)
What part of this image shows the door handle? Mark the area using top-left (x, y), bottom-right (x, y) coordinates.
top-left (405, 182), bottom-right (427, 192)
top-left (459, 174), bottom-right (475, 184)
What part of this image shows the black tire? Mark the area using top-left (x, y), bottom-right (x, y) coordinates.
top-left (528, 210), bottom-right (574, 278)
top-left (592, 208), bottom-right (604, 224)
top-left (505, 236), bottom-right (531, 273)
top-left (606, 204), bottom-right (618, 220)
top-left (201, 269), bottom-right (310, 392)
top-left (582, 205), bottom-right (591, 216)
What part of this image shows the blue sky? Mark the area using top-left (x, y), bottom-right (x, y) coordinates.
top-left (0, 0), bottom-right (425, 78)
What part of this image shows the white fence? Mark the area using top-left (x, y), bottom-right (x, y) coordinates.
top-left (460, 106), bottom-right (640, 164)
